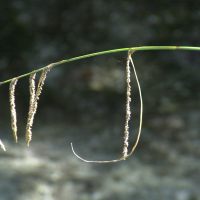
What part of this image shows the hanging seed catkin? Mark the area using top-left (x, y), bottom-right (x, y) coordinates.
top-left (26, 73), bottom-right (36, 147)
top-left (9, 78), bottom-right (18, 142)
top-left (26, 65), bottom-right (53, 147)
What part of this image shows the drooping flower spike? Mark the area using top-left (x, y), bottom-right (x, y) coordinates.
top-left (71, 50), bottom-right (143, 163)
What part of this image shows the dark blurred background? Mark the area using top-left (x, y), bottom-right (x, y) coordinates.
top-left (1, 0), bottom-right (200, 200)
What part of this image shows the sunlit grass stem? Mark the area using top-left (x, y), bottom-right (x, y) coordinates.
top-left (1, 46), bottom-right (200, 85)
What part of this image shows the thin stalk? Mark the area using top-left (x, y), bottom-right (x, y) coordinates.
top-left (1, 46), bottom-right (200, 85)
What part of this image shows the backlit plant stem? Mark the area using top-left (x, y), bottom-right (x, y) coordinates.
top-left (1, 46), bottom-right (200, 85)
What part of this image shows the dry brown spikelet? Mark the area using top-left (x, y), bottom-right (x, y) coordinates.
top-left (26, 65), bottom-right (53, 147)
top-left (122, 52), bottom-right (132, 157)
top-left (9, 78), bottom-right (18, 142)
top-left (26, 73), bottom-right (36, 147)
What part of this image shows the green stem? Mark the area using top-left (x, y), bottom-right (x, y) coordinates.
top-left (1, 46), bottom-right (200, 85)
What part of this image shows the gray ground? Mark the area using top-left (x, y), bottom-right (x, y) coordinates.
top-left (1, 106), bottom-right (200, 200)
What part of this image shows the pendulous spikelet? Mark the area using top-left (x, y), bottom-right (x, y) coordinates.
top-left (26, 73), bottom-right (36, 147)
top-left (9, 78), bottom-right (18, 142)
top-left (122, 53), bottom-right (132, 157)
top-left (26, 64), bottom-right (53, 147)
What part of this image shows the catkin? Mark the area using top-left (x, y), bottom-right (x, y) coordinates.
top-left (26, 73), bottom-right (36, 146)
top-left (9, 78), bottom-right (18, 142)
top-left (122, 53), bottom-right (131, 157)
top-left (26, 64), bottom-right (53, 147)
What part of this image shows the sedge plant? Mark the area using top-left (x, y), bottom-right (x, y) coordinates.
top-left (0, 46), bottom-right (200, 163)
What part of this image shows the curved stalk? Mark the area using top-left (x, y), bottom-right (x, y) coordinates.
top-left (1, 46), bottom-right (200, 85)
